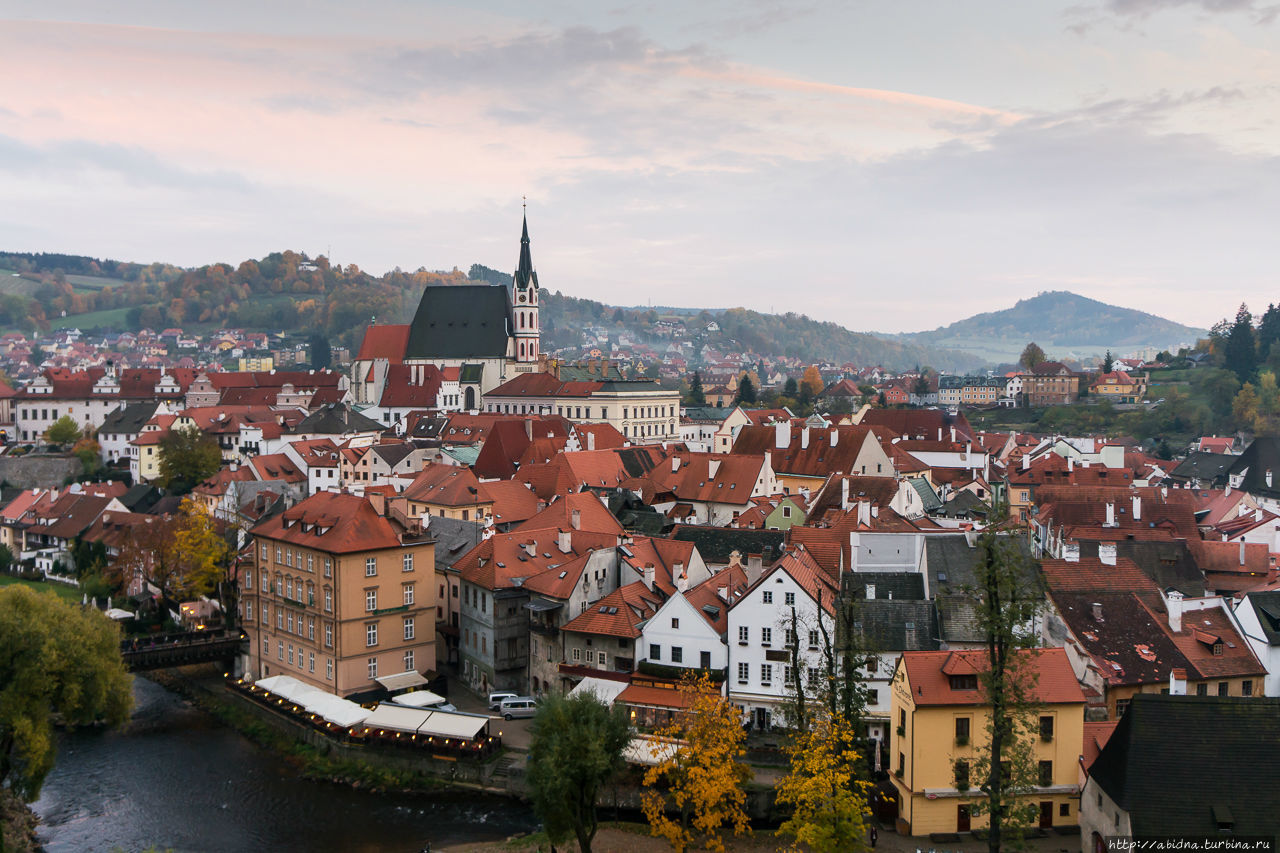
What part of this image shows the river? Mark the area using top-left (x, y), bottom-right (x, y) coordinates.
top-left (32, 676), bottom-right (538, 852)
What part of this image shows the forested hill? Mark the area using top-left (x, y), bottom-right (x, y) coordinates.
top-left (898, 290), bottom-right (1205, 363)
top-left (0, 250), bottom-right (981, 370)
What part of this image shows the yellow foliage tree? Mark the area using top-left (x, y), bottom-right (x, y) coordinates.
top-left (775, 713), bottom-right (873, 853)
top-left (173, 497), bottom-right (232, 601)
top-left (641, 673), bottom-right (752, 853)
top-left (800, 365), bottom-right (825, 400)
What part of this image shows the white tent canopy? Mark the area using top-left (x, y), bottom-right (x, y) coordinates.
top-left (390, 690), bottom-right (448, 708)
top-left (363, 702), bottom-right (429, 734)
top-left (250, 675), bottom-right (370, 729)
top-left (567, 677), bottom-right (628, 706)
top-left (374, 671), bottom-right (428, 692)
top-left (362, 703), bottom-right (490, 740)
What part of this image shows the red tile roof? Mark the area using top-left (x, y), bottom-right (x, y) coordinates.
top-left (560, 581), bottom-right (662, 638)
top-left (250, 491), bottom-right (411, 553)
top-left (516, 492), bottom-right (624, 536)
top-left (355, 324), bottom-right (410, 362)
top-left (900, 648), bottom-right (1085, 706)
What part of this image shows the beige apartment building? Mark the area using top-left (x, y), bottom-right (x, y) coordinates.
top-left (242, 491), bottom-right (437, 697)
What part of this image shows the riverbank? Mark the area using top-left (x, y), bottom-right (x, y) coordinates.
top-left (438, 822), bottom-right (786, 853)
top-left (1, 789), bottom-right (40, 853)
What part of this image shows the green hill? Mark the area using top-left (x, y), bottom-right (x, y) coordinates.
top-left (898, 291), bottom-right (1205, 363)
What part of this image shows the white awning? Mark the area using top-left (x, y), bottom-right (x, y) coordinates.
top-left (374, 671), bottom-right (429, 692)
top-left (363, 702), bottom-right (431, 734)
top-left (415, 710), bottom-right (489, 740)
top-left (391, 690), bottom-right (448, 708)
top-left (105, 608), bottom-right (135, 620)
top-left (623, 735), bottom-right (684, 766)
top-left (567, 677), bottom-right (629, 706)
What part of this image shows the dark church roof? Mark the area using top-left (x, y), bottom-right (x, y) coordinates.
top-left (515, 214), bottom-right (539, 291)
top-left (404, 285), bottom-right (513, 360)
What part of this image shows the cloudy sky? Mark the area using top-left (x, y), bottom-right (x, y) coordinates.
top-left (2, 1), bottom-right (1277, 332)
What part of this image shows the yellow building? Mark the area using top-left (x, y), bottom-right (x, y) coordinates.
top-left (889, 648), bottom-right (1086, 836)
top-left (1090, 370), bottom-right (1147, 403)
top-left (242, 492), bottom-right (437, 697)
top-left (238, 356), bottom-right (275, 372)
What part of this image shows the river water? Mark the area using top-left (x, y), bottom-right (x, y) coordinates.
top-left (32, 676), bottom-right (538, 852)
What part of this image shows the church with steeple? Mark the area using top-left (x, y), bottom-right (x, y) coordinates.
top-left (351, 214), bottom-right (544, 412)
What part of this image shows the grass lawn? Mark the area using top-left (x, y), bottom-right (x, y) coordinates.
top-left (50, 306), bottom-right (132, 331)
top-left (0, 574), bottom-right (83, 605)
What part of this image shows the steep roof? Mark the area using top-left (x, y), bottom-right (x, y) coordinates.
top-left (402, 464), bottom-right (489, 508)
top-left (250, 491), bottom-right (416, 553)
top-left (560, 582), bottom-right (659, 639)
top-left (669, 524), bottom-right (783, 565)
top-left (1088, 694), bottom-right (1280, 836)
top-left (1242, 590), bottom-right (1280, 645)
top-left (730, 425), bottom-right (879, 478)
top-left (404, 284), bottom-right (512, 359)
top-left (899, 648), bottom-right (1085, 706)
top-left (483, 480), bottom-right (543, 527)
top-left (355, 324), bottom-right (410, 362)
top-left (858, 409), bottom-right (975, 442)
top-left (516, 491), bottom-right (624, 536)
top-left (291, 403), bottom-right (384, 436)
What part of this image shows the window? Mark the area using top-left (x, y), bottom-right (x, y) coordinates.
top-left (367, 657), bottom-right (378, 679)
top-left (245, 571), bottom-right (252, 590)
top-left (288, 645), bottom-right (294, 665)
top-left (955, 717), bottom-right (970, 742)
top-left (784, 665), bottom-right (794, 685)
top-left (277, 610), bottom-right (284, 629)
top-left (1060, 803), bottom-right (1070, 818)
top-left (277, 641), bottom-right (284, 660)
top-left (954, 759), bottom-right (970, 790)
top-left (1038, 760), bottom-right (1053, 788)
top-left (307, 617), bottom-right (315, 640)
top-left (263, 637), bottom-right (269, 654)
top-left (324, 557), bottom-right (332, 578)
top-left (808, 666), bottom-right (820, 683)
top-left (598, 651), bottom-right (607, 666)
top-left (760, 663), bottom-right (772, 684)
top-left (365, 557), bottom-right (377, 576)
top-left (762, 591), bottom-right (773, 604)
top-left (785, 628), bottom-right (797, 646)
top-left (261, 570), bottom-right (267, 590)
top-left (784, 592), bottom-right (795, 606)
top-left (404, 584), bottom-right (415, 606)
top-left (1217, 681), bottom-right (1229, 696)
top-left (366, 622), bottom-right (378, 647)
top-left (260, 543), bottom-right (268, 560)
top-left (866, 688), bottom-right (879, 705)
top-left (308, 652), bottom-right (315, 672)
top-left (404, 649), bottom-right (415, 671)
top-left (366, 589), bottom-right (377, 612)
top-left (1243, 679), bottom-right (1253, 696)
top-left (403, 553), bottom-right (414, 572)
top-left (287, 612), bottom-right (294, 634)
top-left (738, 626), bottom-right (749, 644)
top-left (307, 584), bottom-right (315, 606)
top-left (671, 647), bottom-right (683, 663)
top-left (307, 554), bottom-right (313, 572)
top-left (1196, 683), bottom-right (1208, 696)
top-left (761, 627), bottom-right (772, 646)
top-left (572, 648), bottom-right (582, 662)
top-left (650, 644), bottom-right (660, 661)
top-left (808, 630), bottom-right (819, 648)
top-left (671, 617), bottom-right (679, 629)
top-left (276, 546), bottom-right (283, 564)
top-left (275, 576), bottom-right (283, 595)
top-left (737, 662), bottom-right (749, 682)
top-left (948, 674), bottom-right (978, 690)
top-left (262, 604), bottom-right (268, 623)
top-left (1115, 698), bottom-right (1130, 718)
top-left (1039, 715), bottom-right (1054, 740)
top-left (701, 650), bottom-right (711, 669)
top-left (403, 617), bottom-right (415, 641)
top-left (324, 589), bottom-right (332, 612)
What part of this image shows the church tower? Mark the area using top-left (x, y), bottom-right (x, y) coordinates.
top-left (512, 210), bottom-right (540, 363)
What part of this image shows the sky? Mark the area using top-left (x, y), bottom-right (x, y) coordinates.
top-left (1, 1), bottom-right (1277, 333)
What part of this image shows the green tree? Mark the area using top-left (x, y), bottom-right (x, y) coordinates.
top-left (1225, 303), bottom-right (1257, 382)
top-left (1018, 342), bottom-right (1046, 370)
top-left (0, 586), bottom-right (133, 841)
top-left (526, 692), bottom-right (631, 853)
top-left (966, 533), bottom-right (1046, 853)
top-left (43, 415), bottom-right (81, 449)
top-left (157, 425), bottom-right (222, 493)
top-left (784, 377), bottom-right (799, 398)
top-left (308, 332), bottom-right (332, 370)
top-left (1102, 350), bottom-right (1114, 374)
top-left (687, 371), bottom-right (706, 407)
top-left (735, 375), bottom-right (757, 405)
top-left (1256, 304), bottom-right (1280, 365)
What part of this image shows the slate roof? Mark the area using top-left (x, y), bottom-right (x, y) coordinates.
top-left (99, 401), bottom-right (161, 435)
top-left (1226, 437), bottom-right (1280, 499)
top-left (1242, 590), bottom-right (1280, 645)
top-left (908, 477), bottom-right (944, 512)
top-left (424, 515), bottom-right (485, 573)
top-left (668, 524), bottom-right (783, 565)
top-left (935, 490), bottom-right (989, 519)
top-left (1076, 539), bottom-right (1204, 597)
top-left (404, 284), bottom-right (512, 359)
top-left (926, 534), bottom-right (1037, 644)
top-left (847, 571), bottom-right (926, 601)
top-left (291, 403), bottom-right (385, 436)
top-left (1167, 451), bottom-right (1233, 486)
top-left (858, 409), bottom-right (975, 442)
top-left (1088, 694), bottom-right (1280, 837)
top-left (850, 599), bottom-right (939, 652)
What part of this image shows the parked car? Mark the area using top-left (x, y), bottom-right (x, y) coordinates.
top-left (499, 696), bottom-right (538, 720)
top-left (487, 691), bottom-right (518, 711)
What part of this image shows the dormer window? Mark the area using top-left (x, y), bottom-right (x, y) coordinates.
top-left (949, 674), bottom-right (978, 690)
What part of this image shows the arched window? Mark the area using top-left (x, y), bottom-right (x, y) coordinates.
top-left (520, 312), bottom-right (525, 328)
top-left (519, 341), bottom-right (525, 358)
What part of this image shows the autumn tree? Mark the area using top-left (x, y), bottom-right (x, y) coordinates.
top-left (0, 586), bottom-right (133, 844)
top-left (776, 712), bottom-right (873, 853)
top-left (799, 366), bottom-right (824, 403)
top-left (526, 692), bottom-right (631, 853)
top-left (110, 498), bottom-right (231, 603)
top-left (641, 672), bottom-right (752, 853)
top-left (157, 425), bottom-right (222, 493)
top-left (1018, 342), bottom-right (1046, 370)
top-left (43, 415), bottom-right (81, 449)
top-left (965, 532), bottom-right (1046, 853)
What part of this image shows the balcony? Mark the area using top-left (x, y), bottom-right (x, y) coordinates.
top-left (530, 621), bottom-right (560, 637)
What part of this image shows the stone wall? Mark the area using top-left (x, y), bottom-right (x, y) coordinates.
top-left (0, 455), bottom-right (83, 489)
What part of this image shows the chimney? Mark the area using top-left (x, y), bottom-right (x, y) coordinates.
top-left (1132, 494), bottom-right (1141, 521)
top-left (716, 585), bottom-right (728, 603)
top-left (830, 428), bottom-right (838, 447)
top-left (708, 458), bottom-right (721, 479)
top-left (1098, 542), bottom-right (1117, 566)
top-left (1239, 540), bottom-right (1247, 566)
top-left (642, 563), bottom-right (655, 590)
top-left (676, 569), bottom-right (689, 594)
top-left (672, 561), bottom-right (685, 587)
top-left (524, 541), bottom-right (537, 557)
top-left (570, 508), bottom-right (581, 530)
top-left (1022, 454), bottom-right (1030, 471)
top-left (1064, 541), bottom-right (1081, 562)
top-left (1067, 456), bottom-right (1074, 472)
top-left (1168, 668), bottom-right (1187, 696)
top-left (586, 430), bottom-right (596, 451)
top-left (537, 498), bottom-right (547, 512)
top-left (1091, 602), bottom-right (1104, 622)
top-left (524, 419), bottom-right (533, 440)
top-left (775, 421), bottom-right (789, 450)
top-left (950, 426), bottom-right (956, 442)
top-left (745, 552), bottom-right (763, 585)
top-left (857, 500), bottom-right (871, 528)
top-left (841, 478), bottom-right (851, 511)
top-left (963, 528), bottom-right (977, 548)
top-left (865, 583), bottom-right (876, 600)
top-left (1166, 589), bottom-right (1183, 633)
top-left (1268, 469), bottom-right (1274, 488)
top-left (1104, 501), bottom-right (1116, 527)
top-left (801, 427), bottom-right (810, 450)
top-left (557, 529), bottom-right (572, 554)
top-left (672, 455), bottom-right (681, 473)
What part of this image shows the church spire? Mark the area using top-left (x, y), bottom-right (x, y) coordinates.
top-left (515, 203), bottom-right (538, 291)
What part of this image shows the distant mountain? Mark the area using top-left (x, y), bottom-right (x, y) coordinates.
top-left (896, 291), bottom-right (1205, 364)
